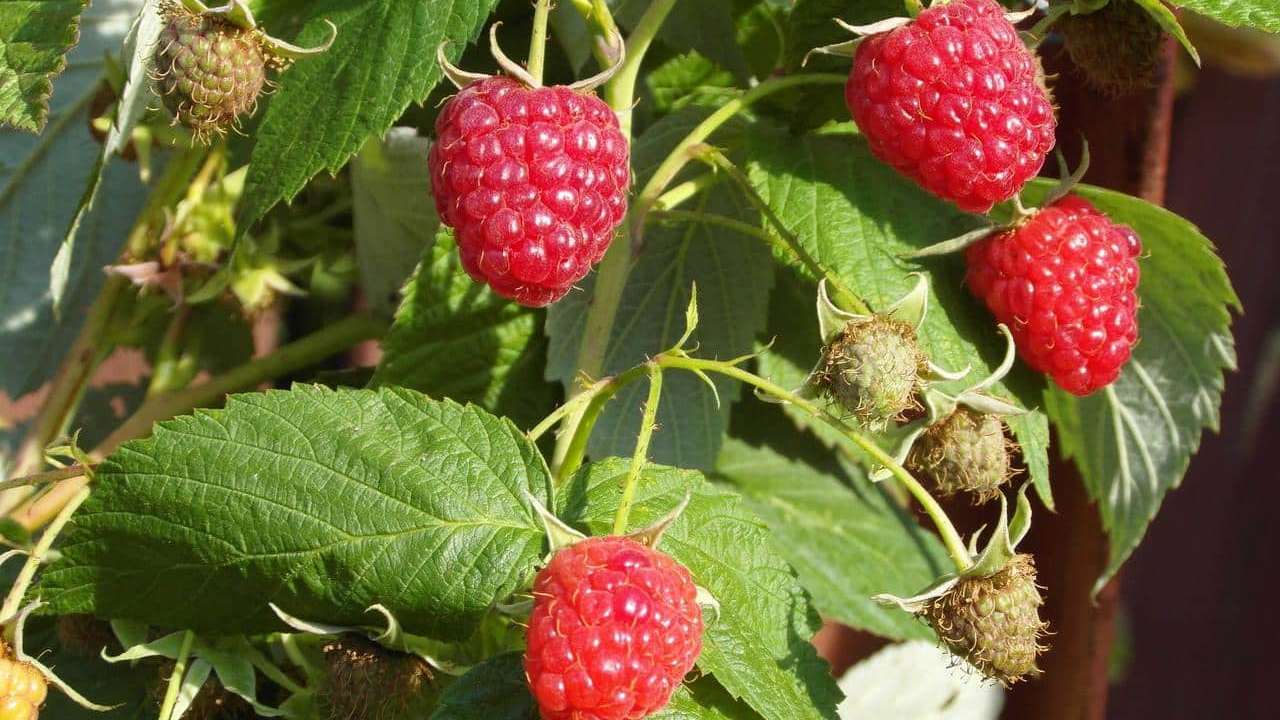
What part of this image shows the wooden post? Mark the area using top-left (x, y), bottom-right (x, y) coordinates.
top-left (1002, 37), bottom-right (1178, 720)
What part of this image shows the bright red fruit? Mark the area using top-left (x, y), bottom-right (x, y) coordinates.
top-left (429, 77), bottom-right (630, 307)
top-left (524, 536), bottom-right (703, 720)
top-left (965, 195), bottom-right (1141, 396)
top-left (845, 0), bottom-right (1056, 213)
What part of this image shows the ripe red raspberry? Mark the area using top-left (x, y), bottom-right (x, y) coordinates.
top-left (845, 0), bottom-right (1056, 213)
top-left (524, 537), bottom-right (703, 720)
top-left (965, 195), bottom-right (1141, 396)
top-left (429, 78), bottom-right (630, 307)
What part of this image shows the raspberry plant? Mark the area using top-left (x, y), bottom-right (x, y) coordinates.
top-left (0, 0), bottom-right (1258, 717)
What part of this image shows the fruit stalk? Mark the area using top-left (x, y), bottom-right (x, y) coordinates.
top-left (655, 354), bottom-right (973, 571)
top-left (553, 72), bottom-right (847, 473)
top-left (526, 0), bottom-right (552, 84)
top-left (612, 363), bottom-right (662, 534)
top-left (0, 486), bottom-right (90, 631)
top-left (157, 631), bottom-right (196, 720)
top-left (551, 0), bottom-right (678, 472)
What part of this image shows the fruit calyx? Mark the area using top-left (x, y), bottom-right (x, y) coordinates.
top-left (437, 23), bottom-right (625, 93)
top-left (805, 1), bottom-right (1039, 63)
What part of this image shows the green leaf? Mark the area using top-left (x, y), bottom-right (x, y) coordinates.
top-left (1170, 0), bottom-right (1280, 33)
top-left (430, 652), bottom-right (534, 719)
top-left (783, 0), bottom-right (903, 70)
top-left (371, 229), bottom-right (556, 429)
top-left (430, 652), bottom-right (759, 720)
top-left (1023, 180), bottom-right (1239, 594)
top-left (561, 460), bottom-right (842, 720)
top-left (646, 52), bottom-right (736, 116)
top-left (44, 385), bottom-right (552, 640)
top-left (546, 107), bottom-right (774, 470)
top-left (656, 678), bottom-right (762, 720)
top-left (742, 124), bottom-right (1053, 508)
top-left (0, 0), bottom-right (149, 399)
top-left (1132, 0), bottom-right (1201, 64)
top-left (237, 0), bottom-right (501, 230)
top-left (0, 0), bottom-right (88, 131)
top-left (714, 439), bottom-right (948, 641)
top-left (351, 127), bottom-right (439, 315)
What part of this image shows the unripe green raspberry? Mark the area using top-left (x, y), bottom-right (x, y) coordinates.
top-left (321, 635), bottom-right (435, 720)
top-left (1060, 0), bottom-right (1163, 96)
top-left (819, 318), bottom-right (922, 428)
top-left (154, 2), bottom-right (268, 140)
top-left (923, 554), bottom-right (1047, 685)
top-left (908, 407), bottom-right (1011, 502)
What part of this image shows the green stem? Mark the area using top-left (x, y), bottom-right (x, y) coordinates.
top-left (527, 0), bottom-right (553, 85)
top-left (631, 73), bottom-right (847, 231)
top-left (603, 0), bottom-right (677, 138)
top-left (904, 0), bottom-right (924, 17)
top-left (554, 364), bottom-right (651, 483)
top-left (528, 377), bottom-right (610, 442)
top-left (655, 354), bottom-right (973, 571)
top-left (0, 465), bottom-right (87, 494)
top-left (0, 485), bottom-right (91, 628)
top-left (550, 0), bottom-right (678, 475)
top-left (612, 364), bottom-right (662, 535)
top-left (158, 631), bottom-right (197, 720)
top-left (693, 146), bottom-right (871, 315)
top-left (650, 209), bottom-right (776, 243)
top-left (652, 174), bottom-right (719, 211)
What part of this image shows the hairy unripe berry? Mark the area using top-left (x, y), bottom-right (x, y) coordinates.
top-left (923, 554), bottom-right (1046, 685)
top-left (0, 650), bottom-right (46, 720)
top-left (819, 318), bottom-right (922, 428)
top-left (965, 194), bottom-right (1141, 395)
top-left (908, 407), bottom-right (1011, 502)
top-left (154, 3), bottom-right (267, 139)
top-left (845, 0), bottom-right (1057, 212)
top-left (525, 537), bottom-right (703, 720)
top-left (321, 635), bottom-right (434, 720)
top-left (1060, 1), bottom-right (1163, 96)
top-left (55, 614), bottom-right (117, 658)
top-left (429, 77), bottom-right (630, 307)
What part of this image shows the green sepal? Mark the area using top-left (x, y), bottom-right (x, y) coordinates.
top-left (1131, 0), bottom-right (1201, 66)
top-left (967, 482), bottom-right (1034, 579)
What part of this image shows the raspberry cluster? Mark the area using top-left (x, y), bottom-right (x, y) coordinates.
top-left (845, 0), bottom-right (1056, 212)
top-left (429, 78), bottom-right (630, 307)
top-left (966, 195), bottom-right (1141, 395)
top-left (525, 537), bottom-right (703, 719)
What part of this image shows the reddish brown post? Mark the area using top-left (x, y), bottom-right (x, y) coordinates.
top-left (1002, 37), bottom-right (1178, 720)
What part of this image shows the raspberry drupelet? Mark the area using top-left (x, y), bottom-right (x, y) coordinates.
top-left (524, 537), bottom-right (703, 720)
top-left (845, 0), bottom-right (1057, 213)
top-left (429, 77), bottom-right (630, 307)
